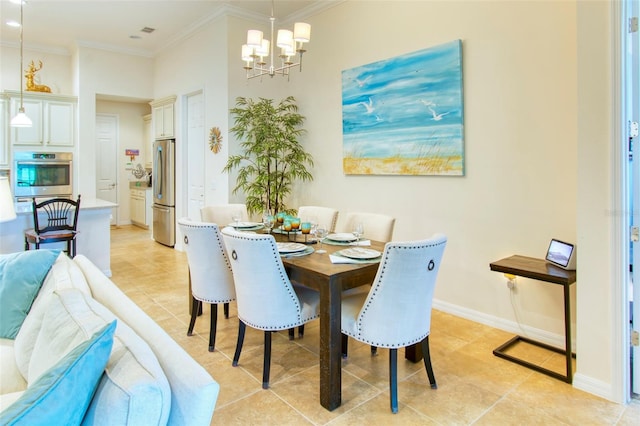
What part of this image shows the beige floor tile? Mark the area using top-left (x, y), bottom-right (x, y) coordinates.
top-left (508, 373), bottom-right (624, 424)
top-left (272, 367), bottom-right (380, 424)
top-left (617, 397), bottom-right (640, 425)
top-left (473, 396), bottom-right (569, 425)
top-left (330, 393), bottom-right (438, 425)
top-left (401, 373), bottom-right (502, 424)
top-left (211, 389), bottom-right (313, 425)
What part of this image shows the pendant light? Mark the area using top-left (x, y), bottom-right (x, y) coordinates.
top-left (10, 0), bottom-right (32, 128)
top-left (241, 0), bottom-right (311, 80)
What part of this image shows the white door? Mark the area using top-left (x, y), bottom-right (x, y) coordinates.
top-left (186, 91), bottom-right (205, 221)
top-left (96, 114), bottom-right (118, 225)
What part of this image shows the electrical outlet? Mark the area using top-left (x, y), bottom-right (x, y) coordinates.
top-left (632, 330), bottom-right (640, 347)
top-left (507, 279), bottom-right (516, 290)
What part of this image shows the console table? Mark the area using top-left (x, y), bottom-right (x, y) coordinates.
top-left (489, 255), bottom-right (576, 383)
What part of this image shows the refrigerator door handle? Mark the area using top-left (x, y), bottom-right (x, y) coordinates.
top-left (154, 146), bottom-right (163, 200)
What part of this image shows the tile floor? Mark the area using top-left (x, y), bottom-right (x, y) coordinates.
top-left (109, 225), bottom-right (640, 425)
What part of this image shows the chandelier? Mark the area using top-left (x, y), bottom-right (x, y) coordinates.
top-left (10, 0), bottom-right (32, 127)
top-left (241, 0), bottom-right (311, 80)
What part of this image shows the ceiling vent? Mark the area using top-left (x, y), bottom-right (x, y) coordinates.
top-left (140, 27), bottom-right (155, 34)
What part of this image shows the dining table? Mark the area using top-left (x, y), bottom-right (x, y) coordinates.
top-left (274, 232), bottom-right (424, 411)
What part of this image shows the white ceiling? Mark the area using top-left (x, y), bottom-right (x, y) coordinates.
top-left (0, 0), bottom-right (336, 57)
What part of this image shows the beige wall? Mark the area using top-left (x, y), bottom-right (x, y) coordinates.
top-left (0, 46), bottom-right (73, 94)
top-left (153, 15), bottom-right (232, 223)
top-left (576, 0), bottom-right (623, 401)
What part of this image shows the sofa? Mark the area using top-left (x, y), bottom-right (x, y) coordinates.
top-left (0, 250), bottom-right (219, 425)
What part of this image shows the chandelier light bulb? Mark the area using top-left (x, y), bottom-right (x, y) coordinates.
top-left (293, 22), bottom-right (311, 43)
top-left (256, 39), bottom-right (270, 58)
top-left (277, 29), bottom-right (293, 49)
top-left (247, 30), bottom-right (263, 48)
top-left (241, 44), bottom-right (254, 62)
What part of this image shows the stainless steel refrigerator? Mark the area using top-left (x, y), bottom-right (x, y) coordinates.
top-left (152, 139), bottom-right (175, 246)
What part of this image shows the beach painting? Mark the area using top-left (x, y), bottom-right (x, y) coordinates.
top-left (341, 40), bottom-right (464, 175)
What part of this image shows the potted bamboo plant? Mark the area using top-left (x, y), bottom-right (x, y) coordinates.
top-left (223, 96), bottom-right (314, 216)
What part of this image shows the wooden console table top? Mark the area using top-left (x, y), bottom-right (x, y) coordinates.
top-left (489, 255), bottom-right (576, 285)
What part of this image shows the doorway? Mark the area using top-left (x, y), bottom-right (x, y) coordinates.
top-left (96, 114), bottom-right (119, 225)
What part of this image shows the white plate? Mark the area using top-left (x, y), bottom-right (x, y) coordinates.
top-left (338, 248), bottom-right (381, 260)
top-left (277, 242), bottom-right (307, 253)
top-left (229, 221), bottom-right (262, 228)
top-left (326, 233), bottom-right (357, 242)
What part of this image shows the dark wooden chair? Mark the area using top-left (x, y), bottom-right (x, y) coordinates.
top-left (24, 195), bottom-right (81, 257)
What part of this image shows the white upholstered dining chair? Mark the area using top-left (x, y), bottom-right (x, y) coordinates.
top-left (178, 218), bottom-right (236, 352)
top-left (297, 205), bottom-right (339, 233)
top-left (340, 234), bottom-right (447, 413)
top-left (221, 227), bottom-right (320, 389)
top-left (200, 203), bottom-right (249, 227)
top-left (338, 211), bottom-right (396, 242)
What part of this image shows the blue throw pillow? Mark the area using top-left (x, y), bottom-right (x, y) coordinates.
top-left (0, 250), bottom-right (60, 339)
top-left (0, 320), bottom-right (116, 426)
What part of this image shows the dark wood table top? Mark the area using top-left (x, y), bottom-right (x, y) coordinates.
top-left (490, 255), bottom-right (577, 285)
top-left (277, 238), bottom-right (385, 290)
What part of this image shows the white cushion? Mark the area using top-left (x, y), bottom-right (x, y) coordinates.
top-left (0, 391), bottom-right (24, 413)
top-left (81, 296), bottom-right (171, 425)
top-left (23, 288), bottom-right (171, 426)
top-left (28, 289), bottom-right (107, 384)
top-left (0, 339), bottom-right (26, 394)
top-left (13, 253), bottom-right (91, 380)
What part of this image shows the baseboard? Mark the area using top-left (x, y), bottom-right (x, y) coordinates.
top-left (572, 373), bottom-right (615, 402)
top-left (432, 298), bottom-right (575, 352)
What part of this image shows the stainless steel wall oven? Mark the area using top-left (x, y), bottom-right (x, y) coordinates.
top-left (13, 152), bottom-right (73, 200)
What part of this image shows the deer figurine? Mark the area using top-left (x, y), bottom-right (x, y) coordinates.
top-left (25, 60), bottom-right (51, 93)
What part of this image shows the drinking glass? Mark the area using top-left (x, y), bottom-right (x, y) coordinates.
top-left (231, 210), bottom-right (242, 226)
top-left (262, 213), bottom-right (275, 234)
top-left (352, 222), bottom-right (364, 245)
top-left (316, 226), bottom-right (328, 254)
top-left (301, 222), bottom-right (311, 243)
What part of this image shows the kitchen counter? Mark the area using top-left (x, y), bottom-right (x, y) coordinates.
top-left (1, 198), bottom-right (117, 276)
top-left (129, 181), bottom-right (152, 189)
top-left (14, 197), bottom-right (118, 214)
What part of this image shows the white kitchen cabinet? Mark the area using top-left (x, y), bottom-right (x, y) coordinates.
top-left (150, 96), bottom-right (176, 140)
top-left (130, 187), bottom-right (152, 229)
top-left (5, 91), bottom-right (76, 147)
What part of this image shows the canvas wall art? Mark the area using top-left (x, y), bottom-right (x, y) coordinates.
top-left (341, 39), bottom-right (464, 175)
